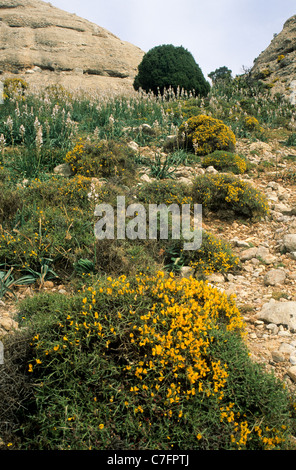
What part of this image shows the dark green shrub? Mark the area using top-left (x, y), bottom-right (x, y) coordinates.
top-left (286, 133), bottom-right (296, 147)
top-left (137, 179), bottom-right (192, 206)
top-left (208, 66), bottom-right (233, 84)
top-left (133, 44), bottom-right (210, 96)
top-left (0, 182), bottom-right (23, 226)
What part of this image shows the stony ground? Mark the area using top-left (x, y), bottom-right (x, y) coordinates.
top-left (1, 137), bottom-right (296, 395)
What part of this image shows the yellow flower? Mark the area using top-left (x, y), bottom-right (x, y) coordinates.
top-left (99, 424), bottom-right (104, 430)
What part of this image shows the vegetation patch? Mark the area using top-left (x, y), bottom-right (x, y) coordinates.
top-left (65, 138), bottom-right (137, 184)
top-left (201, 150), bottom-right (250, 174)
top-left (1, 272), bottom-right (295, 450)
top-left (191, 173), bottom-right (270, 219)
top-left (1, 69), bottom-right (296, 451)
top-left (164, 231), bottom-right (240, 276)
top-left (179, 115), bottom-right (236, 155)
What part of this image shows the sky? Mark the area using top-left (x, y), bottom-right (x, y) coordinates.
top-left (49, 0), bottom-right (295, 80)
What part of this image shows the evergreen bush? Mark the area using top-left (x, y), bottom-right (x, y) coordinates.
top-left (133, 44), bottom-right (210, 97)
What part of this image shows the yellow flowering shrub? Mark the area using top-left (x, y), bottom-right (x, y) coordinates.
top-left (7, 270), bottom-right (294, 450)
top-left (3, 78), bottom-right (28, 101)
top-left (165, 230), bottom-right (240, 276)
top-left (18, 272), bottom-right (244, 448)
top-left (219, 404), bottom-right (288, 450)
top-left (277, 54), bottom-right (285, 62)
top-left (65, 138), bottom-right (136, 182)
top-left (243, 115), bottom-right (263, 133)
top-left (188, 231), bottom-right (240, 275)
top-left (191, 173), bottom-right (269, 219)
top-left (254, 68), bottom-right (271, 80)
top-left (201, 150), bottom-right (249, 174)
top-left (0, 176), bottom-right (98, 275)
top-left (179, 114), bottom-right (236, 155)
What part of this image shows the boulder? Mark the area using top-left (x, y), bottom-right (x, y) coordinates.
top-left (205, 166), bottom-right (218, 174)
top-left (256, 300), bottom-right (296, 332)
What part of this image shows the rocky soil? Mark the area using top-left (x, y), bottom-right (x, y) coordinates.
top-left (1, 136), bottom-right (296, 395)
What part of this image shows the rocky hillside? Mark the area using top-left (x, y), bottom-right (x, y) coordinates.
top-left (251, 14), bottom-right (296, 103)
top-left (0, 0), bottom-right (144, 93)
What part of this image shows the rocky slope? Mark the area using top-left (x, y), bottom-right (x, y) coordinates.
top-left (251, 14), bottom-right (296, 103)
top-left (0, 0), bottom-right (144, 94)
top-left (1, 136), bottom-right (296, 394)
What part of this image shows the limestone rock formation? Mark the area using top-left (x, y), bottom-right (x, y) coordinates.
top-left (251, 15), bottom-right (296, 103)
top-left (0, 0), bottom-right (145, 94)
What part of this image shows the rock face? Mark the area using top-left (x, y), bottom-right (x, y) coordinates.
top-left (0, 0), bottom-right (144, 93)
top-left (250, 15), bottom-right (296, 103)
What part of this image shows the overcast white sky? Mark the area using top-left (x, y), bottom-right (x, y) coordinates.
top-left (50, 0), bottom-right (295, 79)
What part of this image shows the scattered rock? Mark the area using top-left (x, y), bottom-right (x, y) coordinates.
top-left (0, 316), bottom-right (18, 332)
top-left (240, 247), bottom-right (258, 261)
top-left (282, 234), bottom-right (296, 252)
top-left (279, 342), bottom-right (296, 354)
top-left (54, 163), bottom-right (74, 177)
top-left (180, 266), bottom-right (194, 278)
top-left (273, 203), bottom-right (293, 215)
top-left (263, 268), bottom-right (286, 286)
top-left (287, 366), bottom-right (296, 383)
top-left (205, 166), bottom-right (218, 174)
top-left (290, 355), bottom-right (296, 365)
top-left (256, 245), bottom-right (276, 264)
top-left (140, 174), bottom-right (153, 183)
top-left (256, 300), bottom-right (296, 332)
top-left (266, 323), bottom-right (279, 335)
top-left (231, 238), bottom-right (250, 248)
top-left (142, 124), bottom-right (156, 135)
top-left (128, 141), bottom-right (139, 152)
top-left (249, 142), bottom-right (272, 155)
top-left (43, 280), bottom-right (55, 288)
top-left (205, 273), bottom-right (225, 283)
top-left (163, 135), bottom-right (180, 151)
top-left (271, 350), bottom-right (285, 362)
